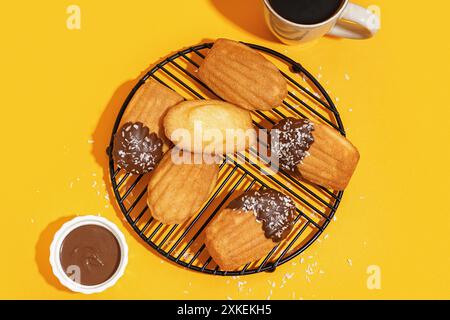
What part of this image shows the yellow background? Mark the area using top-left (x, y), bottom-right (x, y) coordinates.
top-left (1, 0), bottom-right (449, 299)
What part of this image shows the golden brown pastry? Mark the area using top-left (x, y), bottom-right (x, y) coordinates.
top-left (119, 80), bottom-right (184, 149)
top-left (198, 38), bottom-right (287, 111)
top-left (147, 150), bottom-right (219, 225)
top-left (271, 117), bottom-right (360, 190)
top-left (112, 80), bottom-right (184, 175)
top-left (205, 189), bottom-right (296, 271)
top-left (163, 100), bottom-right (256, 154)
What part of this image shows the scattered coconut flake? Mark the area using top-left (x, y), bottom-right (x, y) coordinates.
top-left (284, 272), bottom-right (294, 280)
top-left (306, 264), bottom-right (314, 275)
top-left (344, 74), bottom-right (351, 81)
top-left (237, 281), bottom-right (247, 291)
top-left (347, 259), bottom-right (353, 267)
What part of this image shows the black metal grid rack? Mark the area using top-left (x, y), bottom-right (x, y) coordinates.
top-left (108, 42), bottom-right (345, 276)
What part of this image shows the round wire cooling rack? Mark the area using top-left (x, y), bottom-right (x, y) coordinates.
top-left (108, 42), bottom-right (346, 276)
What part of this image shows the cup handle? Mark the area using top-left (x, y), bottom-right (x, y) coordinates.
top-left (327, 2), bottom-right (380, 39)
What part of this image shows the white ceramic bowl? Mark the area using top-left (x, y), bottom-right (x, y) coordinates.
top-left (49, 215), bottom-right (128, 294)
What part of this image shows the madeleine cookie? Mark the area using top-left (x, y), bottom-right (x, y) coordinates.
top-left (119, 80), bottom-right (184, 149)
top-left (147, 150), bottom-right (219, 225)
top-left (163, 100), bottom-right (256, 154)
top-left (271, 118), bottom-right (360, 190)
top-left (205, 189), bottom-right (296, 271)
top-left (198, 38), bottom-right (287, 111)
top-left (112, 80), bottom-right (184, 174)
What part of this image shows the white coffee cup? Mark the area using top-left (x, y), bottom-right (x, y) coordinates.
top-left (263, 0), bottom-right (380, 44)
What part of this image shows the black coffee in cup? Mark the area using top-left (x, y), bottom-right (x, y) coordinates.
top-left (269, 0), bottom-right (344, 25)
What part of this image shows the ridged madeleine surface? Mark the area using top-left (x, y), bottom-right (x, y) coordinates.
top-left (198, 38), bottom-right (287, 111)
top-left (205, 209), bottom-right (276, 271)
top-left (120, 80), bottom-right (184, 149)
top-left (298, 122), bottom-right (360, 190)
top-left (163, 100), bottom-right (256, 154)
top-left (147, 150), bottom-right (219, 225)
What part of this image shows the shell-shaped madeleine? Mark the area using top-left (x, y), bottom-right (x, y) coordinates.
top-left (198, 38), bottom-right (287, 111)
top-left (147, 150), bottom-right (219, 225)
top-left (120, 80), bottom-right (184, 150)
top-left (163, 100), bottom-right (256, 154)
top-left (298, 122), bottom-right (360, 190)
top-left (205, 209), bottom-right (276, 271)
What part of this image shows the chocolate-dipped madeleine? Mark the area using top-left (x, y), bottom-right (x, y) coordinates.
top-left (112, 80), bottom-right (184, 174)
top-left (205, 189), bottom-right (296, 271)
top-left (271, 117), bottom-right (360, 190)
top-left (119, 80), bottom-right (184, 149)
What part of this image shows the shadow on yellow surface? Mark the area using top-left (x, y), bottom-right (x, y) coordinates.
top-left (210, 0), bottom-right (277, 42)
top-left (35, 216), bottom-right (76, 293)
